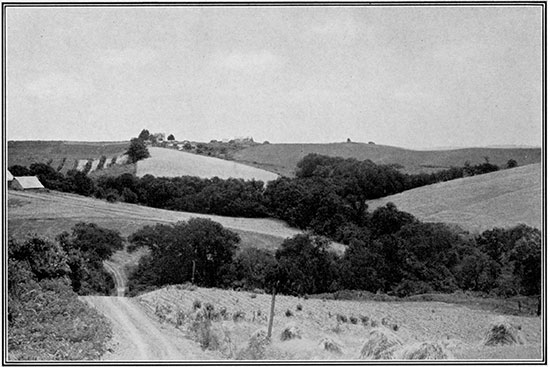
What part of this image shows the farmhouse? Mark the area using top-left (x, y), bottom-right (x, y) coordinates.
top-left (11, 176), bottom-right (45, 191)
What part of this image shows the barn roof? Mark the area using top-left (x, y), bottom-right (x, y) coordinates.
top-left (6, 170), bottom-right (13, 181)
top-left (14, 176), bottom-right (44, 189)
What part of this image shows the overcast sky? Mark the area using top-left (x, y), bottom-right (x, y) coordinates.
top-left (6, 5), bottom-right (543, 149)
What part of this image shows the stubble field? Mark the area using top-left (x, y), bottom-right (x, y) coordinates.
top-left (138, 285), bottom-right (542, 361)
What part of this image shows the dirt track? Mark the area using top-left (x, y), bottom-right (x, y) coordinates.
top-left (81, 296), bottom-right (218, 361)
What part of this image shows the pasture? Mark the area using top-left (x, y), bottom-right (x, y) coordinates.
top-left (367, 163), bottom-right (542, 233)
top-left (136, 147), bottom-right (279, 181)
top-left (138, 285), bottom-right (542, 360)
top-left (232, 142), bottom-right (541, 176)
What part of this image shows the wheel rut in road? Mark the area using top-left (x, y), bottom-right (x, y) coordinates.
top-left (82, 296), bottom-right (219, 361)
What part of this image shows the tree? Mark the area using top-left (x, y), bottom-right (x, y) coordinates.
top-left (138, 129), bottom-right (150, 141)
top-left (167, 134), bottom-right (175, 141)
top-left (57, 222), bottom-right (123, 262)
top-left (275, 234), bottom-right (339, 295)
top-left (126, 138), bottom-right (150, 163)
top-left (507, 159), bottom-right (518, 169)
top-left (508, 227), bottom-right (541, 295)
top-left (127, 219), bottom-right (240, 291)
top-left (55, 223), bottom-right (122, 295)
top-left (8, 165), bottom-right (30, 176)
top-left (368, 202), bottom-right (416, 236)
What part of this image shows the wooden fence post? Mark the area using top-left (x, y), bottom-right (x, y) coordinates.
top-left (267, 285), bottom-right (277, 339)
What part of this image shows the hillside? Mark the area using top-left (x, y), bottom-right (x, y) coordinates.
top-left (136, 285), bottom-right (541, 360)
top-left (7, 190), bottom-right (344, 254)
top-left (8, 140), bottom-right (129, 174)
top-left (232, 142), bottom-right (541, 176)
top-left (136, 147), bottom-right (279, 182)
top-left (367, 163), bottom-right (542, 233)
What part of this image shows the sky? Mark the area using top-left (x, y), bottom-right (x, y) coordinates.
top-left (5, 5), bottom-right (543, 149)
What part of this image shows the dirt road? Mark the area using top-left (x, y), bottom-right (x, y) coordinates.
top-left (104, 260), bottom-right (127, 297)
top-left (82, 296), bottom-right (219, 361)
top-left (82, 258), bottom-right (218, 360)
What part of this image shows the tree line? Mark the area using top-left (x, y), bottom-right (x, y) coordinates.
top-left (9, 153), bottom-right (511, 227)
top-left (125, 214), bottom-right (540, 300)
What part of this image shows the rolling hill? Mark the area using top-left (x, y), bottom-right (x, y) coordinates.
top-left (232, 142), bottom-right (541, 176)
top-left (7, 140), bottom-right (129, 174)
top-left (136, 147), bottom-right (279, 182)
top-left (366, 163), bottom-right (542, 233)
top-left (7, 190), bottom-right (344, 254)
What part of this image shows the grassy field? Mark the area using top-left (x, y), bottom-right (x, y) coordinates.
top-left (8, 140), bottom-right (129, 174)
top-left (232, 142), bottom-right (541, 176)
top-left (137, 285), bottom-right (542, 360)
top-left (6, 190), bottom-right (337, 253)
top-left (367, 163), bottom-right (542, 233)
top-left (136, 147), bottom-right (279, 182)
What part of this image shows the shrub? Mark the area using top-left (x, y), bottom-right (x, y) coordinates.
top-left (285, 309), bottom-right (293, 317)
top-left (296, 304), bottom-right (303, 311)
top-left (350, 316), bottom-right (358, 324)
top-left (360, 315), bottom-right (370, 326)
top-left (105, 189), bottom-right (120, 203)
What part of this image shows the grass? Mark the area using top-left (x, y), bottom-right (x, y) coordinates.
top-left (232, 142), bottom-right (541, 176)
top-left (137, 285), bottom-right (542, 360)
top-left (136, 147), bottom-right (279, 182)
top-left (7, 190), bottom-right (303, 248)
top-left (367, 163), bottom-right (542, 233)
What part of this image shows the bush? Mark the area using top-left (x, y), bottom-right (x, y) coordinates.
top-left (285, 309), bottom-right (293, 317)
